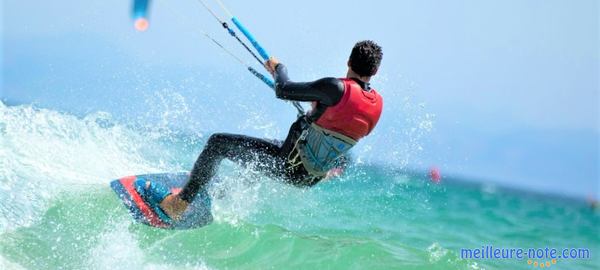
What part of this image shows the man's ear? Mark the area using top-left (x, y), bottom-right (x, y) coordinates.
top-left (347, 60), bottom-right (351, 68)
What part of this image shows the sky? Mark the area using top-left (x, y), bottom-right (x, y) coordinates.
top-left (1, 0), bottom-right (598, 199)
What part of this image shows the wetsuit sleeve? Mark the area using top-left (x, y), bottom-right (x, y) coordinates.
top-left (274, 64), bottom-right (344, 106)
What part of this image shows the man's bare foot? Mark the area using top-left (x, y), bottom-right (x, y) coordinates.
top-left (159, 194), bottom-right (189, 220)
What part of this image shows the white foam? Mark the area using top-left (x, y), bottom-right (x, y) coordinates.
top-left (0, 255), bottom-right (26, 270)
top-left (0, 103), bottom-right (173, 233)
top-left (427, 242), bottom-right (449, 263)
top-left (86, 224), bottom-right (212, 270)
top-left (210, 162), bottom-right (266, 226)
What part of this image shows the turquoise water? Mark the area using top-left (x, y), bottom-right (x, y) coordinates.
top-left (1, 102), bottom-right (598, 269)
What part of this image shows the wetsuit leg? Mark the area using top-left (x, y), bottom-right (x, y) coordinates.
top-left (179, 133), bottom-right (283, 203)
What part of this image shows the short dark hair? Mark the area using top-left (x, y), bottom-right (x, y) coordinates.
top-left (349, 40), bottom-right (383, 77)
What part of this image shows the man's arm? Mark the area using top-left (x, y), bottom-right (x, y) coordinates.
top-left (273, 63), bottom-right (344, 106)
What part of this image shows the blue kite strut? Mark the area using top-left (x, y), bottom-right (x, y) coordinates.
top-left (227, 16), bottom-right (304, 114)
top-left (231, 17), bottom-right (270, 61)
top-left (196, 0), bottom-right (304, 115)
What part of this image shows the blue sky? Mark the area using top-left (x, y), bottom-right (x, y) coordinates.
top-left (2, 0), bottom-right (598, 199)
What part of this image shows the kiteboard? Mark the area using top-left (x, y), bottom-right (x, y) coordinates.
top-left (110, 172), bottom-right (212, 229)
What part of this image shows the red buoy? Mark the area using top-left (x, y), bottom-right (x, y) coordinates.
top-left (429, 167), bottom-right (441, 183)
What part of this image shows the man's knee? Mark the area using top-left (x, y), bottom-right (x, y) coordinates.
top-left (207, 133), bottom-right (232, 145)
top-left (205, 133), bottom-right (235, 153)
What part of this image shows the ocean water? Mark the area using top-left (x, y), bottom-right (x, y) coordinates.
top-left (0, 102), bottom-right (598, 270)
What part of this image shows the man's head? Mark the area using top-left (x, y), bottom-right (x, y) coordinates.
top-left (348, 40), bottom-right (383, 80)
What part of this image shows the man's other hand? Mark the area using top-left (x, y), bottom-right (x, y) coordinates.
top-left (265, 57), bottom-right (280, 75)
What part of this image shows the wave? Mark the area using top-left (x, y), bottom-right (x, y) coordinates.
top-left (0, 102), bottom-right (187, 233)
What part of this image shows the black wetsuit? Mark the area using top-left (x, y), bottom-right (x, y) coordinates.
top-left (179, 64), bottom-right (370, 203)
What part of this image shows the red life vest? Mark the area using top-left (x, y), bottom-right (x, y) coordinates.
top-left (314, 78), bottom-right (383, 140)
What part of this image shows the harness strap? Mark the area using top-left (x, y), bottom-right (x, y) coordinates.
top-left (287, 123), bottom-right (356, 177)
top-left (285, 123), bottom-right (308, 171)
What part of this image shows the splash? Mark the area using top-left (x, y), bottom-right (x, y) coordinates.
top-left (355, 72), bottom-right (435, 171)
top-left (87, 223), bottom-right (212, 269)
top-left (0, 102), bottom-right (174, 233)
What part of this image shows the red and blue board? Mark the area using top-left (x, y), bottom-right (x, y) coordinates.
top-left (110, 172), bottom-right (212, 229)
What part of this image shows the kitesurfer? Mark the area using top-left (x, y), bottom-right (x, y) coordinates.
top-left (137, 40), bottom-right (384, 221)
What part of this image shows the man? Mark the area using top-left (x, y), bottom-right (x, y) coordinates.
top-left (137, 40), bottom-right (384, 222)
